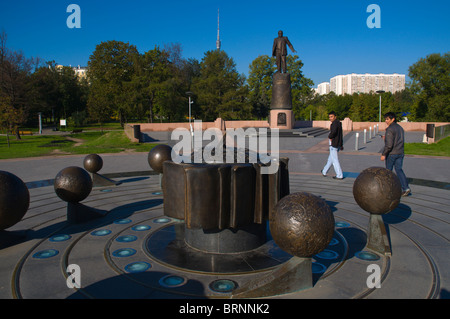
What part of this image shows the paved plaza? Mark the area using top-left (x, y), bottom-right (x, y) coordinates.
top-left (0, 130), bottom-right (448, 300)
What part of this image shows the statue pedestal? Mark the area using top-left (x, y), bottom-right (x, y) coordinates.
top-left (270, 109), bottom-right (294, 129)
top-left (270, 72), bottom-right (294, 129)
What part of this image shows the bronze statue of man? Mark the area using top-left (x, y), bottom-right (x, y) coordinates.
top-left (272, 30), bottom-right (296, 73)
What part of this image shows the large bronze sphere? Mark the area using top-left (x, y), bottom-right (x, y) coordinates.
top-left (148, 144), bottom-right (172, 174)
top-left (0, 171), bottom-right (30, 230)
top-left (83, 154), bottom-right (103, 173)
top-left (353, 167), bottom-right (402, 215)
top-left (270, 192), bottom-right (335, 258)
top-left (54, 167), bottom-right (92, 203)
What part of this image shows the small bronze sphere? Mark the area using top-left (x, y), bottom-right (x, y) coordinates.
top-left (54, 167), bottom-right (92, 203)
top-left (270, 192), bottom-right (335, 258)
top-left (353, 167), bottom-right (402, 215)
top-left (0, 171), bottom-right (30, 230)
top-left (83, 154), bottom-right (103, 173)
top-left (148, 144), bottom-right (172, 174)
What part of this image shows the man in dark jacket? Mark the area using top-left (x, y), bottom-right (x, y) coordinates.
top-left (381, 112), bottom-right (411, 196)
top-left (321, 111), bottom-right (344, 179)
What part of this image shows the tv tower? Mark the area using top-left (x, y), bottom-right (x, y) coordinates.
top-left (216, 9), bottom-right (221, 51)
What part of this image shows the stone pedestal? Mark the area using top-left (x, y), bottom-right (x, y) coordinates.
top-left (270, 72), bottom-right (294, 129)
top-left (270, 109), bottom-right (294, 129)
top-left (271, 73), bottom-right (292, 110)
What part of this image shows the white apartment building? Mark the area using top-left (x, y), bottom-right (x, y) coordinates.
top-left (328, 73), bottom-right (405, 95)
top-left (315, 82), bottom-right (330, 95)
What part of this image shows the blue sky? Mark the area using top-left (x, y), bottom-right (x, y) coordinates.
top-left (1, 0), bottom-right (449, 86)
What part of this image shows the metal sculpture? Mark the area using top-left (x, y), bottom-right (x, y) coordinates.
top-left (148, 144), bottom-right (172, 174)
top-left (54, 166), bottom-right (107, 224)
top-left (233, 192), bottom-right (334, 298)
top-left (353, 167), bottom-right (402, 255)
top-left (0, 171), bottom-right (30, 231)
top-left (83, 154), bottom-right (121, 187)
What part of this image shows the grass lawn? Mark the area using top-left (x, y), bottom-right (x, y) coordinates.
top-left (0, 131), bottom-right (156, 160)
top-left (405, 136), bottom-right (450, 157)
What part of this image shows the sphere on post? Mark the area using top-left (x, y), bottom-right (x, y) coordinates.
top-left (0, 171), bottom-right (30, 230)
top-left (270, 192), bottom-right (335, 258)
top-left (54, 167), bottom-right (92, 203)
top-left (83, 154), bottom-right (103, 173)
top-left (353, 167), bottom-right (402, 215)
top-left (148, 144), bottom-right (172, 174)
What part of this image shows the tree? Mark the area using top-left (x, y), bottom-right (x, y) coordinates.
top-left (28, 63), bottom-right (88, 125)
top-left (247, 55), bottom-right (275, 119)
top-left (0, 95), bottom-right (24, 147)
top-left (87, 40), bottom-right (139, 126)
top-left (192, 50), bottom-right (250, 121)
top-left (408, 52), bottom-right (450, 121)
top-left (287, 54), bottom-right (315, 113)
top-left (0, 48), bottom-right (33, 139)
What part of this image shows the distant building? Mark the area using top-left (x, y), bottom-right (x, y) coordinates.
top-left (73, 65), bottom-right (88, 80)
top-left (315, 82), bottom-right (330, 95)
top-left (56, 64), bottom-right (88, 80)
top-left (328, 73), bottom-right (405, 95)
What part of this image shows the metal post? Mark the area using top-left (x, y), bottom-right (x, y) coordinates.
top-left (355, 133), bottom-right (359, 151)
top-left (376, 90), bottom-right (385, 123)
top-left (364, 129), bottom-right (367, 144)
top-left (369, 127), bottom-right (372, 139)
top-left (38, 112), bottom-right (43, 135)
top-left (186, 92), bottom-right (194, 151)
top-left (379, 95), bottom-right (382, 123)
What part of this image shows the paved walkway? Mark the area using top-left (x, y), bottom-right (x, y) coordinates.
top-left (0, 132), bottom-right (448, 300)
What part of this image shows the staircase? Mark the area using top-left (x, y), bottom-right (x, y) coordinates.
top-left (262, 127), bottom-right (329, 138)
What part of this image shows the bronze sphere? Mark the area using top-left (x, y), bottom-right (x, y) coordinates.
top-left (0, 171), bottom-right (30, 230)
top-left (148, 144), bottom-right (172, 174)
top-left (83, 154), bottom-right (103, 173)
top-left (353, 167), bottom-right (402, 215)
top-left (54, 167), bottom-right (92, 203)
top-left (270, 192), bottom-right (335, 258)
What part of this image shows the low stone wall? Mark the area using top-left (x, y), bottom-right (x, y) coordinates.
top-left (124, 118), bottom-right (449, 142)
top-left (294, 119), bottom-right (448, 132)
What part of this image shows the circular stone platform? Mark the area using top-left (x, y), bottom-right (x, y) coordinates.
top-left (0, 172), bottom-right (448, 299)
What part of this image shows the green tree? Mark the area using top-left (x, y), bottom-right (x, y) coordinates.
top-left (0, 95), bottom-right (24, 146)
top-left (87, 40), bottom-right (139, 126)
top-left (0, 47), bottom-right (33, 139)
top-left (287, 54), bottom-right (315, 114)
top-left (192, 50), bottom-right (250, 121)
top-left (408, 52), bottom-right (450, 121)
top-left (247, 55), bottom-right (275, 119)
top-left (28, 63), bottom-right (88, 125)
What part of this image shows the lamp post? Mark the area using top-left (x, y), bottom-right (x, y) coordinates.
top-left (376, 90), bottom-right (385, 122)
top-left (186, 91), bottom-right (194, 148)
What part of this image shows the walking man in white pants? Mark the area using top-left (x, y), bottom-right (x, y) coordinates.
top-left (321, 111), bottom-right (344, 180)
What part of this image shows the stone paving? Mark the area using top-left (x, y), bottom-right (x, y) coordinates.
top-left (0, 131), bottom-right (448, 300)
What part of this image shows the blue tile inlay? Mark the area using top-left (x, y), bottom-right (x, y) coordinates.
top-left (112, 248), bottom-right (136, 257)
top-left (131, 225), bottom-right (151, 231)
top-left (124, 262), bottom-right (151, 273)
top-left (355, 251), bottom-right (380, 261)
top-left (116, 235), bottom-right (138, 243)
top-left (209, 279), bottom-right (237, 293)
top-left (49, 234), bottom-right (71, 242)
top-left (335, 221), bottom-right (350, 228)
top-left (33, 249), bottom-right (59, 259)
top-left (114, 219), bottom-right (132, 224)
top-left (159, 275), bottom-right (187, 288)
top-left (153, 218), bottom-right (171, 224)
top-left (312, 262), bottom-right (327, 273)
top-left (315, 249), bottom-right (339, 260)
top-left (91, 229), bottom-right (112, 236)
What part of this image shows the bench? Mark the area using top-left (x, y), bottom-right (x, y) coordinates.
top-left (71, 129), bottom-right (83, 134)
top-left (19, 131), bottom-right (33, 135)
